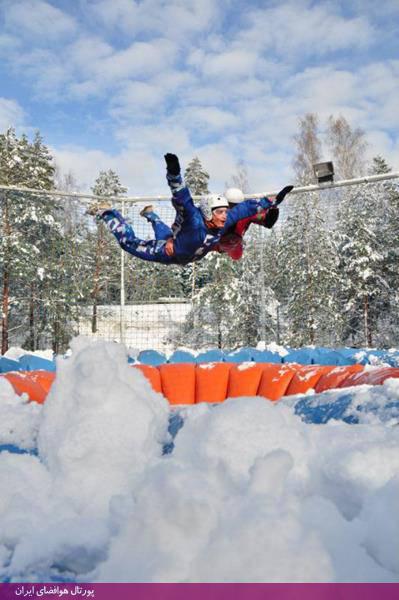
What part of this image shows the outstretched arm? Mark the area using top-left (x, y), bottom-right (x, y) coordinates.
top-left (225, 186), bottom-right (294, 229)
top-left (225, 198), bottom-right (273, 229)
top-left (164, 153), bottom-right (198, 224)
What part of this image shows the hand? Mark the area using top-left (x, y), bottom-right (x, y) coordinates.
top-left (164, 153), bottom-right (180, 176)
top-left (164, 238), bottom-right (175, 256)
top-left (274, 185), bottom-right (294, 205)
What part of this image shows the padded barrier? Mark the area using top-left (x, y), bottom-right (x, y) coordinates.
top-left (2, 363), bottom-right (399, 405)
top-left (1, 371), bottom-right (48, 404)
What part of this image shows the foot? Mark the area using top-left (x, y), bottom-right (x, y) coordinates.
top-left (139, 205), bottom-right (154, 217)
top-left (86, 201), bottom-right (111, 216)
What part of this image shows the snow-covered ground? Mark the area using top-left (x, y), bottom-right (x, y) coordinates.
top-left (0, 337), bottom-right (398, 583)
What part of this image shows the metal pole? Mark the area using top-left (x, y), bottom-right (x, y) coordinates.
top-left (259, 236), bottom-right (266, 343)
top-left (120, 199), bottom-right (126, 345)
top-left (0, 171), bottom-right (398, 203)
top-left (276, 303), bottom-right (281, 345)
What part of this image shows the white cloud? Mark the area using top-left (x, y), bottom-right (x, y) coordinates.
top-left (201, 50), bottom-right (260, 79)
top-left (67, 37), bottom-right (114, 75)
top-left (114, 123), bottom-right (191, 158)
top-left (109, 69), bottom-right (197, 119)
top-left (356, 61), bottom-right (399, 130)
top-left (52, 139), bottom-right (189, 196)
top-left (285, 67), bottom-right (362, 116)
top-left (237, 1), bottom-right (374, 59)
top-left (0, 34), bottom-right (21, 55)
top-left (0, 98), bottom-right (25, 131)
top-left (81, 39), bottom-right (178, 84)
top-left (89, 0), bottom-right (222, 37)
top-left (3, 0), bottom-right (77, 40)
top-left (184, 106), bottom-right (238, 131)
top-left (1, 0), bottom-right (398, 195)
top-left (110, 81), bottom-right (167, 117)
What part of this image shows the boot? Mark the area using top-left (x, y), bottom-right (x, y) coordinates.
top-left (139, 205), bottom-right (154, 217)
top-left (86, 200), bottom-right (111, 216)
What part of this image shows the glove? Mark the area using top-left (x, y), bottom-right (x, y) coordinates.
top-left (263, 207), bottom-right (279, 229)
top-left (164, 153), bottom-right (180, 176)
top-left (274, 185), bottom-right (294, 206)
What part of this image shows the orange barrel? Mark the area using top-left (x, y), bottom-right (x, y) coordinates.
top-left (315, 364), bottom-right (363, 393)
top-left (338, 366), bottom-right (399, 388)
top-left (2, 371), bottom-right (47, 404)
top-left (195, 362), bottom-right (232, 403)
top-left (159, 363), bottom-right (196, 405)
top-left (29, 370), bottom-right (56, 394)
top-left (227, 363), bottom-right (265, 398)
top-left (133, 364), bottom-right (162, 393)
top-left (257, 363), bottom-right (299, 401)
top-left (285, 365), bottom-right (336, 396)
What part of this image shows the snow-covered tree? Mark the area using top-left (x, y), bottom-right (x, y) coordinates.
top-left (276, 193), bottom-right (341, 346)
top-left (86, 170), bottom-right (127, 333)
top-left (0, 129), bottom-right (73, 352)
top-left (176, 252), bottom-right (236, 348)
top-left (182, 156), bottom-right (211, 303)
top-left (365, 156), bottom-right (399, 344)
top-left (184, 157), bottom-right (210, 195)
top-left (335, 183), bottom-right (388, 346)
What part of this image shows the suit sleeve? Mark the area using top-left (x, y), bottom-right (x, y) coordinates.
top-left (166, 173), bottom-right (198, 223)
top-left (225, 198), bottom-right (273, 229)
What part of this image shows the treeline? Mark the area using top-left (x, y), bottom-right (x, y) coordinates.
top-left (1, 115), bottom-right (398, 353)
top-left (0, 128), bottom-right (195, 353)
top-left (172, 115), bottom-right (399, 349)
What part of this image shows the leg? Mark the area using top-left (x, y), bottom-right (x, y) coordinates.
top-left (101, 210), bottom-right (173, 263)
top-left (142, 210), bottom-right (173, 241)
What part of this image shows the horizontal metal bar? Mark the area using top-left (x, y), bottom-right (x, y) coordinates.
top-left (0, 171), bottom-right (398, 203)
top-left (251, 172), bottom-right (399, 199)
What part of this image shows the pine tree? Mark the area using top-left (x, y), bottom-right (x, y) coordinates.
top-left (0, 128), bottom-right (24, 352)
top-left (335, 184), bottom-right (388, 346)
top-left (0, 129), bottom-right (71, 352)
top-left (88, 170), bottom-right (127, 334)
top-left (222, 228), bottom-right (279, 347)
top-left (276, 193), bottom-right (341, 346)
top-left (182, 156), bottom-right (211, 306)
top-left (181, 253), bottom-right (236, 348)
top-left (184, 157), bottom-right (210, 195)
top-left (366, 156), bottom-right (399, 345)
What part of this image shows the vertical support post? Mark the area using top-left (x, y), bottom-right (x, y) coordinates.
top-left (1, 191), bottom-right (10, 354)
top-left (276, 303), bottom-right (281, 345)
top-left (259, 233), bottom-right (267, 343)
top-left (120, 199), bottom-right (126, 345)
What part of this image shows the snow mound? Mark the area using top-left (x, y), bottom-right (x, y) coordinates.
top-left (0, 338), bottom-right (398, 583)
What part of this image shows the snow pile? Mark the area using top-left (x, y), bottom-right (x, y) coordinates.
top-left (4, 347), bottom-right (54, 361)
top-left (0, 378), bottom-right (42, 450)
top-left (0, 338), bottom-right (169, 581)
top-left (95, 396), bottom-right (398, 583)
top-left (38, 337), bottom-right (169, 514)
top-left (0, 338), bottom-right (398, 583)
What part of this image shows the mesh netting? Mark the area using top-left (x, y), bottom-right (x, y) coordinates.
top-left (1, 176), bottom-right (398, 354)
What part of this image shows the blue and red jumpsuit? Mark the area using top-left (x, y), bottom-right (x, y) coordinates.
top-left (100, 173), bottom-right (273, 265)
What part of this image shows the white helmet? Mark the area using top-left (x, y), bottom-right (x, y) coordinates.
top-left (225, 187), bottom-right (245, 204)
top-left (199, 193), bottom-right (229, 220)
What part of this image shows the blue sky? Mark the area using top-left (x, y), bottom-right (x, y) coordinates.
top-left (0, 0), bottom-right (398, 195)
